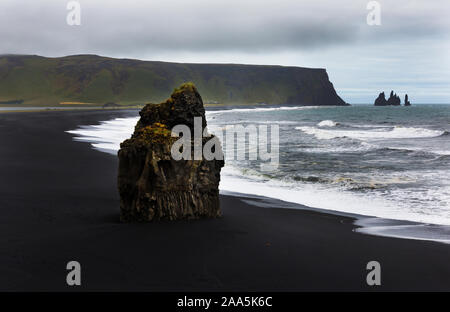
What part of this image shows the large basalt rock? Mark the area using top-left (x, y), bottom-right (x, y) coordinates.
top-left (118, 83), bottom-right (224, 222)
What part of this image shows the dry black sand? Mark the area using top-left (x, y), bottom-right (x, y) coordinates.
top-left (0, 110), bottom-right (449, 291)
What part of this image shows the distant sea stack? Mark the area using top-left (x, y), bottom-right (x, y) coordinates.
top-left (374, 92), bottom-right (388, 106)
top-left (118, 83), bottom-right (224, 222)
top-left (0, 54), bottom-right (348, 106)
top-left (374, 91), bottom-right (411, 106)
top-left (404, 94), bottom-right (411, 106)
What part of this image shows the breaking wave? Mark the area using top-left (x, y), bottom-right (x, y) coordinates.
top-left (317, 120), bottom-right (339, 127)
top-left (296, 125), bottom-right (445, 141)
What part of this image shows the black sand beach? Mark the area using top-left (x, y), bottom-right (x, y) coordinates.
top-left (0, 110), bottom-right (449, 291)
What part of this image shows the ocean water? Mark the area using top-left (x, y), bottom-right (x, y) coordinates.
top-left (67, 104), bottom-right (450, 242)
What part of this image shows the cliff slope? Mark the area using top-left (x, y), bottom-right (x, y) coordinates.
top-left (0, 54), bottom-right (347, 106)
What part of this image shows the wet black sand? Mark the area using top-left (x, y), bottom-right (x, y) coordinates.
top-left (0, 110), bottom-right (449, 291)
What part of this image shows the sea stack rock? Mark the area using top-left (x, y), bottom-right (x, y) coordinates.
top-left (386, 91), bottom-right (401, 106)
top-left (404, 94), bottom-right (411, 106)
top-left (374, 90), bottom-right (402, 106)
top-left (374, 92), bottom-right (387, 106)
top-left (118, 83), bottom-right (224, 222)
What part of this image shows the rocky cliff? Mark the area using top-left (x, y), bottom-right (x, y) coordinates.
top-left (118, 83), bottom-right (224, 222)
top-left (0, 54), bottom-right (348, 106)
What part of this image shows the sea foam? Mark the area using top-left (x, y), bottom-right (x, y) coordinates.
top-left (296, 125), bottom-right (444, 141)
top-left (67, 117), bottom-right (139, 154)
top-left (317, 120), bottom-right (338, 127)
top-left (67, 116), bottom-right (450, 228)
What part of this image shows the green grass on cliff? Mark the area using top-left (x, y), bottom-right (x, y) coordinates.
top-left (0, 54), bottom-right (347, 106)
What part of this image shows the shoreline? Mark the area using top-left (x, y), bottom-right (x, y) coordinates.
top-left (222, 190), bottom-right (450, 245)
top-left (66, 109), bottom-right (450, 243)
top-left (0, 102), bottom-right (353, 114)
top-left (0, 110), bottom-right (449, 291)
top-left (0, 106), bottom-right (143, 114)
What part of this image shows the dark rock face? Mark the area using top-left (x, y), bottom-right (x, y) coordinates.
top-left (118, 83), bottom-right (224, 222)
top-left (404, 94), bottom-right (411, 106)
top-left (284, 69), bottom-right (349, 106)
top-left (386, 91), bottom-right (401, 106)
top-left (374, 90), bottom-right (403, 106)
top-left (374, 92), bottom-right (387, 106)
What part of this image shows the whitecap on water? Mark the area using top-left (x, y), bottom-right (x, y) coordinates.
top-left (296, 125), bottom-right (445, 141)
top-left (317, 120), bottom-right (338, 127)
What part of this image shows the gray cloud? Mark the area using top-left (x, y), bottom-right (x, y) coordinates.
top-left (0, 0), bottom-right (449, 103)
top-left (0, 0), bottom-right (448, 56)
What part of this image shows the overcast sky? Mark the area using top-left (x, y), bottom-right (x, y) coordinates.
top-left (1, 0), bottom-right (449, 103)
